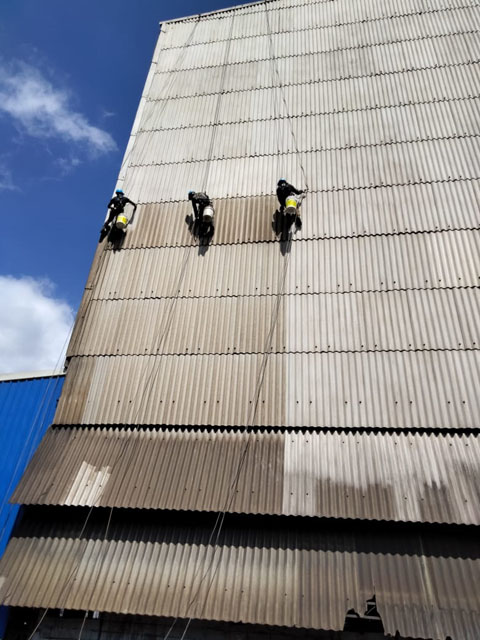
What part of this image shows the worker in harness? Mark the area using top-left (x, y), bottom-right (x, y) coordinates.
top-left (188, 190), bottom-right (214, 235)
top-left (99, 189), bottom-right (137, 241)
top-left (276, 179), bottom-right (305, 229)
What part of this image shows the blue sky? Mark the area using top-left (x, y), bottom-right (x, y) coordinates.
top-left (0, 0), bottom-right (250, 373)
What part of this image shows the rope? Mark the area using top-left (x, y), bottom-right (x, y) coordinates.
top-left (201, 14), bottom-right (236, 192)
top-left (118, 19), bottom-right (201, 188)
top-left (166, 215), bottom-right (295, 640)
top-left (162, 7), bottom-right (306, 637)
top-left (264, 1), bottom-right (309, 192)
top-left (12, 20), bottom-right (203, 640)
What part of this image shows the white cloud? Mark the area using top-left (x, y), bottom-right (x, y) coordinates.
top-left (0, 276), bottom-right (74, 374)
top-left (0, 160), bottom-right (17, 191)
top-left (0, 61), bottom-right (116, 155)
top-left (55, 155), bottom-right (82, 176)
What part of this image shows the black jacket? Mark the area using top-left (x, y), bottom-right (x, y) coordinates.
top-left (108, 194), bottom-right (136, 214)
top-left (190, 192), bottom-right (212, 218)
top-left (276, 182), bottom-right (303, 208)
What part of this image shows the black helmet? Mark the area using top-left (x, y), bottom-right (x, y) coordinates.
top-left (277, 179), bottom-right (287, 186)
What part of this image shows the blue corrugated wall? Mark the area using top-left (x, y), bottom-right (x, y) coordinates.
top-left (0, 374), bottom-right (64, 638)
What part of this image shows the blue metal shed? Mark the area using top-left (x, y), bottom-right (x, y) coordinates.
top-left (0, 372), bottom-right (64, 637)
top-left (0, 372), bottom-right (65, 556)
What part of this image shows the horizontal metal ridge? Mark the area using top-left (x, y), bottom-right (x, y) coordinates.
top-left (12, 428), bottom-right (480, 526)
top-left (145, 59), bottom-right (480, 101)
top-left (161, 0), bottom-right (479, 26)
top-left (138, 95), bottom-right (480, 132)
top-left (1, 514), bottom-right (478, 638)
top-left (128, 135), bottom-right (480, 169)
top-left (159, 4), bottom-right (479, 51)
top-left (53, 351), bottom-right (480, 429)
top-left (154, 31), bottom-right (480, 75)
top-left (67, 288), bottom-right (480, 357)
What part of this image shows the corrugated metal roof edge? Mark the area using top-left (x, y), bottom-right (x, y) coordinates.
top-left (160, 0), bottom-right (325, 27)
top-left (0, 371), bottom-right (65, 382)
top-left (159, 0), bottom-right (479, 26)
top-left (158, 3), bottom-right (479, 51)
top-left (50, 423), bottom-right (480, 436)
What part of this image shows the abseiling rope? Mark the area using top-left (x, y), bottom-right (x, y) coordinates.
top-left (118, 19), bottom-right (201, 187)
top-left (201, 14), bottom-right (236, 192)
top-left (18, 20), bottom-right (203, 640)
top-left (162, 6), bottom-right (307, 638)
top-left (264, 0), bottom-right (310, 192)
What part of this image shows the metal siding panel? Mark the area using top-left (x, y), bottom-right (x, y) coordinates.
top-left (153, 21), bottom-right (479, 71)
top-left (141, 64), bottom-right (479, 130)
top-left (93, 182), bottom-right (480, 249)
top-left (88, 231), bottom-right (480, 300)
top-left (54, 351), bottom-right (479, 429)
top-left (0, 520), bottom-right (478, 638)
top-left (12, 428), bottom-right (480, 525)
top-left (130, 100), bottom-right (479, 166)
top-left (67, 288), bottom-right (479, 357)
top-left (121, 138), bottom-right (480, 202)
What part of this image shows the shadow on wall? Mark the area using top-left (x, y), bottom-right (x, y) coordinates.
top-left (106, 226), bottom-right (127, 252)
top-left (185, 213), bottom-right (214, 256)
top-left (272, 208), bottom-right (300, 255)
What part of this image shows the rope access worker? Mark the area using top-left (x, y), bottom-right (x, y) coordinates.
top-left (188, 190), bottom-right (214, 233)
top-left (100, 189), bottom-right (137, 241)
top-left (276, 179), bottom-right (305, 229)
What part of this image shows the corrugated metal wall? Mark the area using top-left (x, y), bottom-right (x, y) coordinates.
top-left (2, 0), bottom-right (479, 637)
top-left (1, 511), bottom-right (479, 640)
top-left (53, 0), bottom-right (480, 429)
top-left (13, 427), bottom-right (480, 525)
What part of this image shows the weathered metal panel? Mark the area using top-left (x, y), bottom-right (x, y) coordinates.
top-left (0, 516), bottom-right (478, 639)
top-left (148, 33), bottom-right (479, 100)
top-left (54, 351), bottom-right (480, 429)
top-left (0, 375), bottom-right (64, 557)
top-left (157, 4), bottom-right (480, 56)
top-left (142, 64), bottom-right (480, 128)
top-left (89, 230), bottom-right (480, 300)
top-left (67, 288), bottom-right (479, 357)
top-left (155, 18), bottom-right (479, 71)
top-left (130, 101), bottom-right (479, 167)
top-left (13, 428), bottom-right (480, 525)
top-left (159, 1), bottom-right (480, 48)
top-left (108, 182), bottom-right (480, 249)
top-left (122, 138), bottom-right (480, 203)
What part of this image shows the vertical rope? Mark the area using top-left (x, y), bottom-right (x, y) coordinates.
top-left (264, 1), bottom-right (309, 191)
top-left (202, 14), bottom-right (236, 192)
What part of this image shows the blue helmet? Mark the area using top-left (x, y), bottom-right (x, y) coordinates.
top-left (188, 190), bottom-right (195, 199)
top-left (115, 188), bottom-right (124, 194)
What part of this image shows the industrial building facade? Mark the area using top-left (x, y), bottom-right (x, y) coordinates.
top-left (1, 0), bottom-right (479, 638)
